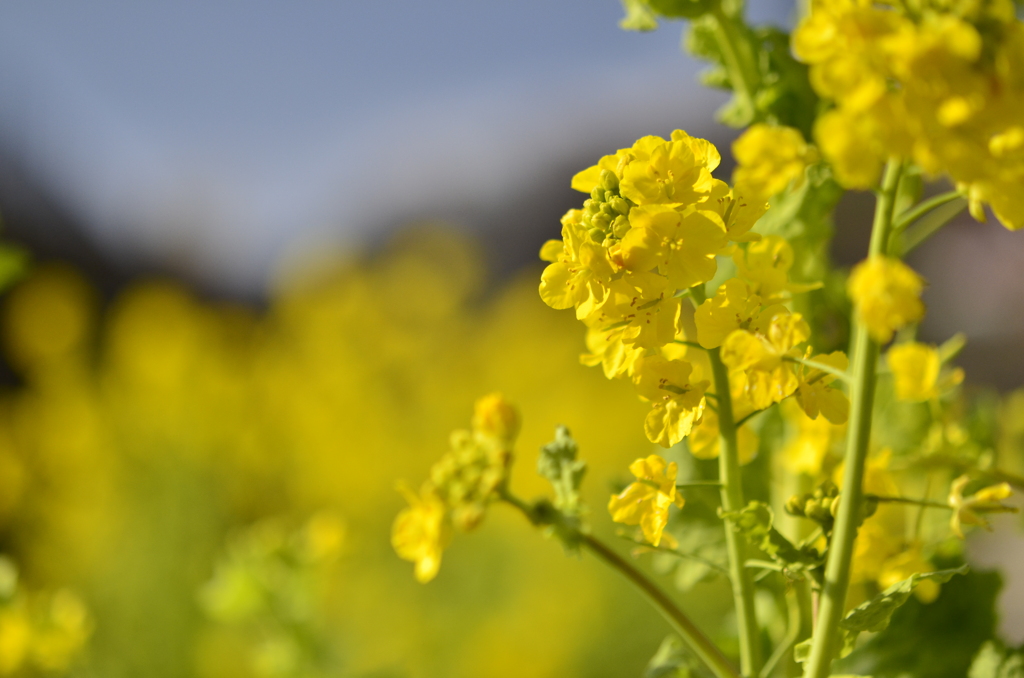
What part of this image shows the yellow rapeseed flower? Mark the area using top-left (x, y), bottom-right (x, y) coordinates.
top-left (848, 255), bottom-right (925, 343)
top-left (619, 205), bottom-right (729, 290)
top-left (795, 350), bottom-right (850, 424)
top-left (392, 484), bottom-right (450, 583)
top-left (947, 475), bottom-right (1018, 538)
top-left (732, 124), bottom-right (818, 202)
top-left (720, 313), bottom-right (810, 410)
top-left (687, 409), bottom-right (759, 465)
top-left (693, 278), bottom-right (787, 349)
top-left (887, 342), bottom-right (964, 402)
top-left (608, 454), bottom-right (686, 546)
top-left (539, 210), bottom-right (616, 320)
top-left (631, 356), bottom-right (708, 448)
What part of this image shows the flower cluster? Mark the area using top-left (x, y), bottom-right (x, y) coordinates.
top-left (391, 393), bottom-right (519, 582)
top-left (794, 0), bottom-right (1024, 229)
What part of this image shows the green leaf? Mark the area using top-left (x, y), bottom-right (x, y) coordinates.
top-left (719, 501), bottom-right (821, 570)
top-left (619, 0), bottom-right (659, 31)
top-left (645, 635), bottom-right (697, 678)
top-left (969, 642), bottom-right (1024, 678)
top-left (646, 0), bottom-right (714, 20)
top-left (837, 568), bottom-right (1002, 678)
top-left (835, 565), bottom-right (969, 658)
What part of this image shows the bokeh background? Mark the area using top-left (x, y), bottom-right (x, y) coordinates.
top-left (0, 2), bottom-right (1022, 677)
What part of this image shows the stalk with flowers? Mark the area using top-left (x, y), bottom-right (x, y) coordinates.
top-left (394, 2), bottom-right (1024, 676)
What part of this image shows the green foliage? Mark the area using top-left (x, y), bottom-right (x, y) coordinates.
top-left (834, 566), bottom-right (969, 657)
top-left (719, 501), bottom-right (821, 572)
top-left (837, 568), bottom-right (1003, 678)
top-left (619, 0), bottom-right (660, 32)
top-left (645, 635), bottom-right (701, 678)
top-left (970, 642), bottom-right (1024, 678)
top-left (0, 243), bottom-right (29, 293)
top-left (537, 425), bottom-right (587, 515)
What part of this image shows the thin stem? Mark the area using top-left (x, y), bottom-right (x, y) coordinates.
top-left (866, 493), bottom-right (950, 510)
top-left (782, 356), bottom-right (850, 383)
top-left (759, 581), bottom-right (809, 678)
top-left (745, 559), bottom-right (784, 572)
top-left (735, 404), bottom-right (775, 429)
top-left (899, 198), bottom-right (967, 255)
top-left (676, 480), bottom-right (724, 488)
top-left (581, 534), bottom-right (742, 678)
top-left (675, 339), bottom-right (709, 351)
top-left (804, 159), bottom-right (904, 678)
top-left (891, 190), bottom-right (963, 238)
top-left (500, 494), bottom-right (740, 678)
top-left (619, 533), bottom-right (729, 575)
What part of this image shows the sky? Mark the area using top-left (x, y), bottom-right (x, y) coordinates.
top-left (0, 1), bottom-right (791, 292)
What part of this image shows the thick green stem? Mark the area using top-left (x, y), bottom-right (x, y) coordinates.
top-left (691, 284), bottom-right (762, 676)
top-left (709, 348), bottom-right (763, 676)
top-left (581, 534), bottom-right (742, 678)
top-left (709, 5), bottom-right (760, 124)
top-left (803, 159), bottom-right (903, 678)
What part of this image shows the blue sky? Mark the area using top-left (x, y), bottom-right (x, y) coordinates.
top-left (0, 1), bottom-right (791, 291)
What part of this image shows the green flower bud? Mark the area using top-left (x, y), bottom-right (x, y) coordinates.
top-left (611, 215), bottom-right (631, 238)
top-left (785, 494), bottom-right (806, 517)
top-left (608, 196), bottom-right (630, 215)
top-left (590, 187), bottom-right (607, 203)
top-left (600, 169), bottom-right (619, 192)
top-left (588, 228), bottom-right (605, 243)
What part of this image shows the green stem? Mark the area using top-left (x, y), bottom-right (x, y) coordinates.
top-left (866, 493), bottom-right (950, 510)
top-left (581, 534), bottom-right (742, 678)
top-left (899, 198), bottom-right (968, 255)
top-left (759, 580), bottom-right (811, 678)
top-left (692, 283), bottom-right (762, 676)
top-left (501, 494), bottom-right (740, 678)
top-left (890, 190), bottom-right (963, 238)
top-left (709, 4), bottom-right (760, 124)
top-left (803, 160), bottom-right (903, 678)
top-left (711, 353), bottom-right (763, 676)
top-left (782, 356), bottom-right (851, 383)
top-left (676, 480), bottom-right (724, 488)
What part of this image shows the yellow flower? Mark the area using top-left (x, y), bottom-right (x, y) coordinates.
top-left (619, 133), bottom-right (718, 207)
top-left (795, 350), bottom-right (850, 424)
top-left (848, 255), bottom-right (925, 343)
top-left (704, 179), bottom-right (768, 243)
top-left (579, 325), bottom-right (644, 380)
top-left (587, 272), bottom-right (680, 350)
top-left (688, 408), bottom-right (759, 465)
top-left (538, 209), bottom-right (616, 319)
top-left (733, 236), bottom-right (821, 302)
top-left (472, 393), bottom-right (520, 446)
top-left (780, 399), bottom-right (844, 476)
top-left (619, 205), bottom-right (728, 290)
top-left (947, 475), bottom-right (1018, 538)
top-left (887, 342), bottom-right (964, 402)
top-left (693, 278), bottom-right (787, 349)
top-left (392, 483), bottom-right (450, 583)
top-left (608, 454), bottom-right (686, 546)
top-left (732, 124), bottom-right (818, 201)
top-left (632, 356), bottom-right (708, 448)
top-left (720, 313), bottom-right (810, 410)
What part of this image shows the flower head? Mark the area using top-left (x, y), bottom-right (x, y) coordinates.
top-left (848, 255), bottom-right (926, 343)
top-left (632, 356), bottom-right (708, 447)
top-left (948, 475), bottom-right (1018, 538)
top-left (732, 124), bottom-right (818, 202)
top-left (887, 342), bottom-right (964, 402)
top-left (392, 484), bottom-right (450, 583)
top-left (608, 454), bottom-right (686, 546)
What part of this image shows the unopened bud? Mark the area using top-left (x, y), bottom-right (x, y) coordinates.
top-left (600, 169), bottom-right (619, 192)
top-left (785, 494), bottom-right (806, 517)
top-left (472, 393), bottom-right (520, 445)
